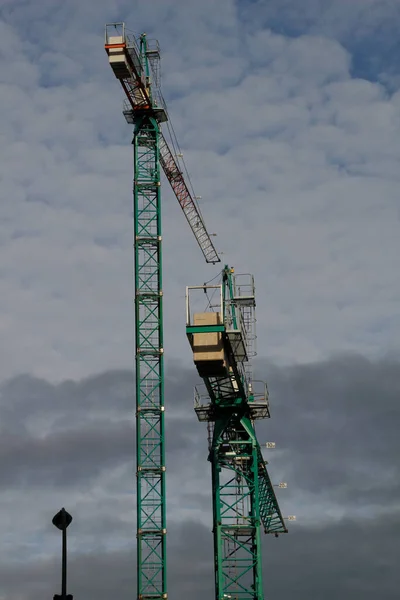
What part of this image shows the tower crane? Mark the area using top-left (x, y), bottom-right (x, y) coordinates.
top-left (104, 22), bottom-right (287, 600)
top-left (186, 267), bottom-right (287, 600)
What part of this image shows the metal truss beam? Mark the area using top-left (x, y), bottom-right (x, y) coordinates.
top-left (210, 414), bottom-right (287, 600)
top-left (211, 419), bottom-right (264, 600)
top-left (134, 115), bottom-right (167, 600)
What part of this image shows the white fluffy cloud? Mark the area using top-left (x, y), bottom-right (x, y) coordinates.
top-left (1, 5), bottom-right (399, 598)
top-left (0, 0), bottom-right (399, 381)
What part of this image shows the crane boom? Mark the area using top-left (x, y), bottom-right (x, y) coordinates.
top-left (159, 132), bottom-right (220, 264)
top-left (104, 22), bottom-right (220, 264)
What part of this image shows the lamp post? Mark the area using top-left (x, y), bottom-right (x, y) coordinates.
top-left (52, 508), bottom-right (73, 600)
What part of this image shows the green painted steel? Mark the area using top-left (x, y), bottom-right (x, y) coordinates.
top-left (106, 22), bottom-right (286, 600)
top-left (186, 325), bottom-right (225, 334)
top-left (106, 24), bottom-right (221, 600)
top-left (209, 416), bottom-right (286, 600)
top-left (134, 111), bottom-right (167, 600)
top-left (189, 266), bottom-right (287, 600)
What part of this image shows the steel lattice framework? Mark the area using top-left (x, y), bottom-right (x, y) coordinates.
top-left (187, 267), bottom-right (287, 600)
top-left (105, 22), bottom-right (220, 600)
top-left (134, 115), bottom-right (166, 599)
top-left (105, 23), bottom-right (288, 600)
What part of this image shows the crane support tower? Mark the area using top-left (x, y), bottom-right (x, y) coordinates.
top-left (186, 267), bottom-right (287, 600)
top-left (104, 21), bottom-right (288, 600)
top-left (104, 22), bottom-right (220, 600)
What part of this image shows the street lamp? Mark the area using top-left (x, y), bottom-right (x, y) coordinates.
top-left (52, 508), bottom-right (73, 600)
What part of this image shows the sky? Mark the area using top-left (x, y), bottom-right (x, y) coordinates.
top-left (0, 0), bottom-right (399, 598)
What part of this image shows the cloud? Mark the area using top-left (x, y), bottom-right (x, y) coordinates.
top-left (262, 354), bottom-right (400, 522)
top-left (0, 1), bottom-right (399, 381)
top-left (240, 0), bottom-right (400, 88)
top-left (0, 369), bottom-right (201, 489)
top-left (1, 515), bottom-right (399, 600)
top-left (1, 4), bottom-right (399, 598)
top-left (0, 356), bottom-right (398, 597)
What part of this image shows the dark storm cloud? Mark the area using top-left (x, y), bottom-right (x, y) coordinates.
top-left (0, 367), bottom-right (201, 489)
top-left (266, 514), bottom-right (400, 599)
top-left (0, 420), bottom-right (133, 487)
top-left (1, 354), bottom-right (399, 504)
top-left (0, 366), bottom-right (196, 424)
top-left (0, 354), bottom-right (399, 599)
top-left (0, 515), bottom-right (398, 600)
top-left (0, 370), bottom-right (134, 427)
top-left (256, 354), bottom-right (400, 509)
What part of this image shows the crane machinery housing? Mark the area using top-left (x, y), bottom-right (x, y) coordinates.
top-left (104, 22), bottom-right (288, 600)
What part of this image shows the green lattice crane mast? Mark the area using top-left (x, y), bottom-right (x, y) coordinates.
top-left (186, 266), bottom-right (288, 600)
top-left (104, 22), bottom-right (220, 600)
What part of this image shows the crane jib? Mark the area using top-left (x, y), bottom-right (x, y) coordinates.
top-left (159, 133), bottom-right (221, 264)
top-left (105, 26), bottom-right (220, 264)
